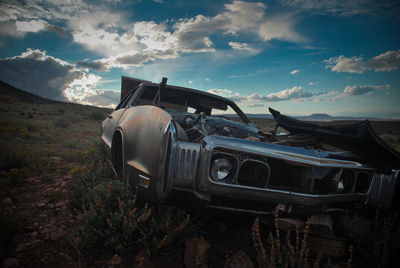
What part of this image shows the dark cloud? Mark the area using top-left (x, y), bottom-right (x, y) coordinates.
top-left (0, 48), bottom-right (119, 108)
top-left (0, 48), bottom-right (81, 101)
top-left (76, 59), bottom-right (109, 71)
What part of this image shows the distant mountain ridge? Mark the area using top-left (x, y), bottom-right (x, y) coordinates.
top-left (0, 80), bottom-right (396, 121)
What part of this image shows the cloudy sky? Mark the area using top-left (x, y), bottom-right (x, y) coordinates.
top-left (0, 0), bottom-right (399, 117)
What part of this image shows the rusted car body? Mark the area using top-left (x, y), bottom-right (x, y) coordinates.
top-left (101, 77), bottom-right (400, 215)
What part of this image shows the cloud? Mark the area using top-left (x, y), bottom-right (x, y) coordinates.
top-left (76, 59), bottom-right (109, 71)
top-left (173, 1), bottom-right (304, 45)
top-left (290, 69), bottom-right (300, 75)
top-left (367, 50), bottom-right (400, 71)
top-left (308, 81), bottom-right (318, 86)
top-left (0, 48), bottom-right (118, 107)
top-left (247, 103), bottom-right (265, 107)
top-left (332, 84), bottom-right (390, 101)
top-left (266, 86), bottom-right (313, 101)
top-left (1, 0), bottom-right (305, 70)
top-left (325, 50), bottom-right (400, 73)
top-left (281, 0), bottom-right (400, 17)
top-left (228, 42), bottom-right (260, 54)
top-left (208, 86), bottom-right (320, 103)
top-left (15, 19), bottom-right (67, 37)
top-left (208, 88), bottom-right (233, 96)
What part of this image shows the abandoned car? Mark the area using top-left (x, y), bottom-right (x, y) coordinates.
top-left (101, 76), bottom-right (400, 215)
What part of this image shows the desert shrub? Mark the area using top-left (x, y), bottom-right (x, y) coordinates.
top-left (251, 206), bottom-right (351, 268)
top-left (65, 114), bottom-right (82, 124)
top-left (35, 158), bottom-right (58, 173)
top-left (344, 209), bottom-right (400, 267)
top-left (89, 111), bottom-right (105, 121)
top-left (6, 166), bottom-right (30, 187)
top-left (54, 119), bottom-right (70, 128)
top-left (41, 173), bottom-right (54, 183)
top-left (46, 189), bottom-right (64, 203)
top-left (68, 154), bottom-right (189, 262)
top-left (62, 138), bottom-right (82, 149)
top-left (0, 216), bottom-right (24, 259)
top-left (24, 120), bottom-right (38, 131)
top-left (1, 148), bottom-right (29, 171)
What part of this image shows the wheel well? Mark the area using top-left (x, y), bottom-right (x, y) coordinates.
top-left (112, 131), bottom-right (123, 176)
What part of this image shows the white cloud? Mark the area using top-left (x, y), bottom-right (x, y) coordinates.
top-left (308, 81), bottom-right (318, 86)
top-left (208, 86), bottom-right (319, 103)
top-left (367, 50), bottom-right (400, 71)
top-left (248, 103), bottom-right (265, 107)
top-left (205, 78), bottom-right (211, 81)
top-left (0, 0), bottom-right (305, 70)
top-left (281, 0), bottom-right (400, 17)
top-left (208, 88), bottom-right (233, 96)
top-left (325, 50), bottom-right (400, 73)
top-left (173, 1), bottom-right (304, 46)
top-left (15, 20), bottom-right (46, 32)
top-left (228, 42), bottom-right (260, 54)
top-left (324, 55), bottom-right (366, 73)
top-left (290, 69), bottom-right (300, 75)
top-left (266, 86), bottom-right (313, 101)
top-left (332, 84), bottom-right (390, 101)
top-left (0, 48), bottom-right (118, 107)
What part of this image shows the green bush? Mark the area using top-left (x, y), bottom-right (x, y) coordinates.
top-left (1, 149), bottom-right (29, 171)
top-left (89, 111), bottom-right (106, 121)
top-left (6, 166), bottom-right (30, 186)
top-left (54, 119), bottom-right (70, 128)
top-left (68, 158), bottom-right (190, 261)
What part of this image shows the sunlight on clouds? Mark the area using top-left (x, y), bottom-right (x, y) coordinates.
top-left (133, 21), bottom-right (177, 51)
top-left (208, 86), bottom-right (320, 103)
top-left (16, 20), bottom-right (45, 32)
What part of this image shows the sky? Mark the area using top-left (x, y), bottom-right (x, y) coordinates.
top-left (0, 0), bottom-right (399, 118)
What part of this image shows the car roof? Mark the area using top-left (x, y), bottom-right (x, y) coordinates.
top-left (140, 81), bottom-right (235, 104)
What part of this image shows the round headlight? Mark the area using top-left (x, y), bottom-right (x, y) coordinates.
top-left (210, 158), bottom-right (233, 181)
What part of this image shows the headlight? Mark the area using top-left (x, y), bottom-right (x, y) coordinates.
top-left (210, 158), bottom-right (233, 181)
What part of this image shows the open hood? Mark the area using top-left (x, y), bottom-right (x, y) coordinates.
top-left (269, 108), bottom-right (400, 173)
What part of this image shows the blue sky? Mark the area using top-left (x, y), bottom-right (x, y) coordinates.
top-left (0, 0), bottom-right (399, 118)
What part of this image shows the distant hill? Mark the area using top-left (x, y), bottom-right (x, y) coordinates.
top-left (0, 80), bottom-right (57, 104)
top-left (245, 113), bottom-right (382, 121)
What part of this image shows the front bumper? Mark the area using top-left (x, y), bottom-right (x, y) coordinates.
top-left (168, 135), bottom-right (397, 211)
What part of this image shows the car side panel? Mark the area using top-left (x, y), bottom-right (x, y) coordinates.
top-left (118, 105), bottom-right (173, 179)
top-left (102, 109), bottom-right (126, 148)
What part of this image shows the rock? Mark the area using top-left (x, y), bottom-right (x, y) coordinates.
top-left (50, 230), bottom-right (64, 241)
top-left (63, 175), bottom-right (72, 180)
top-left (31, 231), bottom-right (38, 238)
top-left (1, 258), bottom-right (19, 268)
top-left (37, 202), bottom-right (47, 208)
top-left (48, 204), bottom-right (54, 209)
top-left (30, 240), bottom-right (42, 247)
top-left (15, 243), bottom-right (26, 252)
top-left (1, 197), bottom-right (12, 206)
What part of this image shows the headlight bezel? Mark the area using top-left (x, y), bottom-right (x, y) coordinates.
top-left (209, 153), bottom-right (238, 183)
